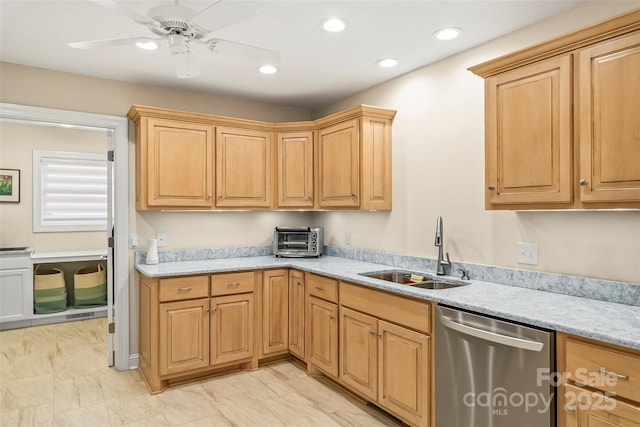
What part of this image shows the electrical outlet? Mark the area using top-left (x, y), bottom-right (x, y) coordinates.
top-left (516, 242), bottom-right (538, 265)
top-left (157, 232), bottom-right (167, 247)
top-left (129, 233), bottom-right (138, 249)
top-left (345, 231), bottom-right (351, 245)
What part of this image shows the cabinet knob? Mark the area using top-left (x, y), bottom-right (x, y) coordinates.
top-left (218, 195), bottom-right (222, 199)
top-left (207, 194), bottom-right (212, 200)
top-left (579, 179), bottom-right (588, 186)
top-left (351, 193), bottom-right (356, 197)
top-left (307, 195), bottom-right (312, 200)
top-left (564, 406), bottom-right (576, 414)
top-left (488, 185), bottom-right (495, 190)
top-left (378, 333), bottom-right (383, 338)
top-left (329, 315), bottom-right (336, 320)
top-left (369, 330), bottom-right (376, 336)
top-left (203, 308), bottom-right (209, 313)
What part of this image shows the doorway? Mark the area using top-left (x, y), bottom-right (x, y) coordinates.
top-left (0, 103), bottom-right (129, 370)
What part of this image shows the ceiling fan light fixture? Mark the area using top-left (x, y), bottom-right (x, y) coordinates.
top-left (432, 27), bottom-right (463, 41)
top-left (322, 18), bottom-right (347, 32)
top-left (376, 58), bottom-right (398, 68)
top-left (135, 40), bottom-right (158, 50)
top-left (258, 64), bottom-right (278, 74)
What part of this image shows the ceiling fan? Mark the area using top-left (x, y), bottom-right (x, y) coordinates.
top-left (69, 0), bottom-right (281, 78)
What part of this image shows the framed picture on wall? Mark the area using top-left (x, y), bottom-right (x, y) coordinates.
top-left (0, 169), bottom-right (20, 203)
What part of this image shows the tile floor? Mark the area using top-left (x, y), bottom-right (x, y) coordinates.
top-left (0, 318), bottom-right (402, 426)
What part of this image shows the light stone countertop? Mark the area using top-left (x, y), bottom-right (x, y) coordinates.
top-left (136, 255), bottom-right (640, 351)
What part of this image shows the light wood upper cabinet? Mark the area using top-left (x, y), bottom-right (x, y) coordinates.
top-left (129, 104), bottom-right (395, 211)
top-left (485, 55), bottom-right (572, 207)
top-left (277, 131), bottom-right (314, 208)
top-left (578, 31), bottom-right (640, 204)
top-left (318, 119), bottom-right (360, 208)
top-left (216, 126), bottom-right (272, 208)
top-left (139, 117), bottom-right (214, 209)
top-left (470, 10), bottom-right (640, 209)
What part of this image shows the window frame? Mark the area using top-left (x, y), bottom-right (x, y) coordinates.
top-left (32, 149), bottom-right (108, 232)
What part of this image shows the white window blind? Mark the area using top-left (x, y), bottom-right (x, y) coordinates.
top-left (33, 150), bottom-right (107, 232)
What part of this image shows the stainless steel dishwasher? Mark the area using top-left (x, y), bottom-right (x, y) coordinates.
top-left (435, 305), bottom-right (555, 427)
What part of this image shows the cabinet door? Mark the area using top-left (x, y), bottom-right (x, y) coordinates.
top-left (578, 32), bottom-right (640, 203)
top-left (308, 296), bottom-right (339, 378)
top-left (288, 270), bottom-right (305, 359)
top-left (277, 131), bottom-right (314, 208)
top-left (318, 119), bottom-right (360, 207)
top-left (210, 293), bottom-right (254, 365)
top-left (216, 126), bottom-right (272, 208)
top-left (159, 298), bottom-right (210, 376)
top-left (485, 55), bottom-right (572, 207)
top-left (361, 117), bottom-right (392, 210)
top-left (378, 320), bottom-right (429, 426)
top-left (262, 270), bottom-right (289, 355)
top-left (562, 385), bottom-right (640, 426)
top-left (339, 307), bottom-right (377, 401)
top-left (0, 267), bottom-right (33, 322)
top-left (145, 118), bottom-right (214, 208)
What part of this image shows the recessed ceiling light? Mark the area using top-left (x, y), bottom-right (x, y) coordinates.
top-left (322, 18), bottom-right (347, 32)
top-left (432, 27), bottom-right (463, 41)
top-left (258, 64), bottom-right (278, 74)
top-left (376, 58), bottom-right (398, 68)
top-left (136, 40), bottom-right (158, 50)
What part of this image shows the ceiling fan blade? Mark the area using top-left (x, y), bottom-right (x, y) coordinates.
top-left (206, 38), bottom-right (281, 64)
top-left (68, 37), bottom-right (158, 50)
top-left (191, 1), bottom-right (258, 33)
top-left (89, 0), bottom-right (157, 26)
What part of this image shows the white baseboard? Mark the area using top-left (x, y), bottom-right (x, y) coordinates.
top-left (129, 353), bottom-right (139, 370)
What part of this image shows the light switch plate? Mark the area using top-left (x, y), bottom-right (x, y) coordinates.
top-left (516, 242), bottom-right (538, 265)
top-left (129, 233), bottom-right (138, 249)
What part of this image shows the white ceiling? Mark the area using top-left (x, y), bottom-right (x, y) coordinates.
top-left (0, 0), bottom-right (585, 110)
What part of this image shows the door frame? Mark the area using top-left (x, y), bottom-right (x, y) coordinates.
top-left (0, 102), bottom-right (130, 371)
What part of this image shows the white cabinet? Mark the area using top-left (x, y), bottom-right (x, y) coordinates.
top-left (0, 249), bottom-right (34, 324)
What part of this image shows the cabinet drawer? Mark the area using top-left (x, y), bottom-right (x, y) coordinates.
top-left (159, 276), bottom-right (209, 302)
top-left (211, 272), bottom-right (254, 296)
top-left (340, 281), bottom-right (431, 334)
top-left (306, 273), bottom-right (338, 302)
top-left (565, 339), bottom-right (640, 402)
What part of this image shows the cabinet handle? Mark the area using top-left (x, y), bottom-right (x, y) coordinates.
top-left (378, 333), bottom-right (383, 338)
top-left (227, 282), bottom-right (240, 287)
top-left (599, 368), bottom-right (629, 381)
top-left (488, 185), bottom-right (495, 190)
top-left (218, 195), bottom-right (222, 199)
top-left (564, 406), bottom-right (576, 414)
top-left (579, 179), bottom-right (588, 186)
top-left (178, 287), bottom-right (192, 291)
top-left (329, 315), bottom-right (336, 320)
top-left (369, 330), bottom-right (376, 336)
top-left (203, 308), bottom-right (209, 313)
top-left (351, 193), bottom-right (356, 197)
top-left (315, 286), bottom-right (325, 291)
top-left (211, 306), bottom-right (217, 312)
top-left (307, 195), bottom-right (312, 200)
top-left (297, 280), bottom-right (303, 286)
top-left (207, 194), bottom-right (212, 200)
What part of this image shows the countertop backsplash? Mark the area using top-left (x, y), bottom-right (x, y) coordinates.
top-left (135, 245), bottom-right (639, 306)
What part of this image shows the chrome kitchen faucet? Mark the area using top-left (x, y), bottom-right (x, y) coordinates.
top-left (435, 216), bottom-right (451, 276)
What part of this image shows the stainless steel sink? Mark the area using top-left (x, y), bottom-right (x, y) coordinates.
top-left (358, 270), bottom-right (468, 289)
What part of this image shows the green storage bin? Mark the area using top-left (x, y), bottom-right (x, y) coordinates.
top-left (34, 266), bottom-right (68, 314)
top-left (74, 263), bottom-right (107, 308)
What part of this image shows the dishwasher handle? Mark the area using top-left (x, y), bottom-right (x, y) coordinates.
top-left (439, 315), bottom-right (544, 352)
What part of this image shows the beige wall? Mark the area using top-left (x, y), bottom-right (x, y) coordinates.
top-left (311, 1), bottom-right (640, 284)
top-left (0, 121), bottom-right (107, 251)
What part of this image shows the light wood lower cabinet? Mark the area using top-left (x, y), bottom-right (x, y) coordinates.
top-left (558, 333), bottom-right (640, 427)
top-left (339, 298), bottom-right (430, 427)
top-left (288, 269), bottom-right (305, 360)
top-left (307, 295), bottom-right (339, 378)
top-left (139, 272), bottom-right (256, 393)
top-left (261, 270), bottom-right (289, 356)
top-left (210, 293), bottom-right (254, 365)
top-left (159, 298), bottom-right (209, 376)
